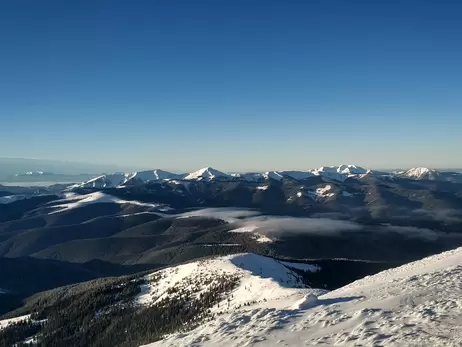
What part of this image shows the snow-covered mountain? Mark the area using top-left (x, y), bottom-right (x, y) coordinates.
top-left (398, 167), bottom-right (462, 182)
top-left (70, 172), bottom-right (129, 188)
top-left (68, 164), bottom-right (462, 189)
top-left (14, 171), bottom-right (53, 177)
top-left (71, 170), bottom-right (179, 188)
top-left (123, 170), bottom-right (181, 185)
top-left (142, 247), bottom-right (462, 347)
top-left (183, 167), bottom-right (230, 181)
top-left (137, 253), bottom-right (322, 311)
top-left (401, 167), bottom-right (443, 180)
top-left (311, 165), bottom-right (370, 181)
top-left (46, 191), bottom-right (170, 214)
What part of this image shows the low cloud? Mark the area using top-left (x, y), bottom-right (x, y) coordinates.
top-left (177, 207), bottom-right (461, 242)
top-left (381, 225), bottom-right (440, 241)
top-left (236, 216), bottom-right (363, 235)
top-left (178, 208), bottom-right (261, 222)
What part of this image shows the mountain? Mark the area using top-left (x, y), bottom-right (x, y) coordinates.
top-left (183, 167), bottom-right (229, 181)
top-left (1, 247), bottom-right (461, 346)
top-left (399, 167), bottom-right (462, 182)
top-left (13, 171), bottom-right (53, 177)
top-left (72, 170), bottom-right (179, 188)
top-left (125, 170), bottom-right (180, 184)
top-left (68, 164), bottom-right (378, 188)
top-left (401, 167), bottom-right (444, 180)
top-left (70, 172), bottom-right (129, 188)
top-left (142, 246), bottom-right (462, 347)
top-left (1, 163), bottom-right (462, 345)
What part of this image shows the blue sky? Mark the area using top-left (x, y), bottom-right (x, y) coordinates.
top-left (1, 0), bottom-right (461, 172)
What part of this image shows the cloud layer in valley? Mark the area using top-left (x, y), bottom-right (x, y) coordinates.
top-left (177, 207), bottom-right (461, 241)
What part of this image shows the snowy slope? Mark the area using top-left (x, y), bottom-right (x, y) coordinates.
top-left (68, 165), bottom-right (461, 187)
top-left (0, 314), bottom-right (31, 330)
top-left (263, 171), bottom-right (315, 181)
top-left (124, 170), bottom-right (179, 183)
top-left (311, 165), bottom-right (369, 181)
top-left (0, 195), bottom-right (31, 204)
top-left (47, 192), bottom-right (169, 214)
top-left (69, 164), bottom-right (372, 188)
top-left (137, 254), bottom-right (323, 311)
top-left (71, 170), bottom-right (179, 188)
top-left (143, 247), bottom-right (462, 347)
top-left (183, 167), bottom-right (230, 180)
top-left (401, 167), bottom-right (443, 180)
top-left (70, 172), bottom-right (129, 188)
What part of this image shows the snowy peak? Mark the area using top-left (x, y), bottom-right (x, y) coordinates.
top-left (72, 172), bottom-right (129, 188)
top-left (337, 164), bottom-right (369, 175)
top-left (71, 170), bottom-right (178, 188)
top-left (397, 167), bottom-right (462, 182)
top-left (14, 171), bottom-right (53, 177)
top-left (184, 167), bottom-right (230, 181)
top-left (124, 169), bottom-right (178, 184)
top-left (68, 164), bottom-right (462, 189)
top-left (263, 170), bottom-right (314, 181)
top-left (402, 167), bottom-right (441, 180)
top-left (314, 164), bottom-right (368, 175)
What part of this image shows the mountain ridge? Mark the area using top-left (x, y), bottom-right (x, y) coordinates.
top-left (70, 165), bottom-right (462, 189)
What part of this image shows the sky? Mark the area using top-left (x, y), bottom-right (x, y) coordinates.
top-left (1, 0), bottom-right (461, 172)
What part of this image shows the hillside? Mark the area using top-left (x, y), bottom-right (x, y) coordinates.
top-left (144, 247), bottom-right (462, 347)
top-left (1, 248), bottom-right (462, 346)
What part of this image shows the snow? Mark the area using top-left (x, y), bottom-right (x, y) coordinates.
top-left (47, 192), bottom-right (166, 214)
top-left (117, 211), bottom-right (164, 218)
top-left (22, 336), bottom-right (38, 345)
top-left (255, 234), bottom-right (273, 243)
top-left (256, 185), bottom-right (268, 190)
top-left (0, 314), bottom-right (31, 330)
top-left (281, 171), bottom-right (315, 180)
top-left (184, 167), bottom-right (230, 181)
top-left (309, 165), bottom-right (370, 182)
top-left (125, 169), bottom-right (178, 183)
top-left (67, 164), bottom-right (383, 188)
top-left (263, 171), bottom-right (285, 180)
top-left (142, 246), bottom-right (462, 347)
top-left (70, 170), bottom-right (179, 188)
top-left (137, 253), bottom-right (323, 310)
top-left (306, 185), bottom-right (335, 201)
top-left (0, 195), bottom-right (30, 204)
top-left (403, 167), bottom-right (441, 180)
top-left (337, 164), bottom-right (369, 175)
top-left (72, 172), bottom-right (129, 188)
top-left (231, 173), bottom-right (264, 181)
top-left (67, 165), bottom-right (457, 188)
top-left (315, 184), bottom-right (335, 197)
top-left (263, 171), bottom-right (314, 181)
top-left (279, 261), bottom-right (321, 273)
top-left (229, 225), bottom-right (274, 243)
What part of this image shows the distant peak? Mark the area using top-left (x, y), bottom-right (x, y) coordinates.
top-left (184, 167), bottom-right (229, 180)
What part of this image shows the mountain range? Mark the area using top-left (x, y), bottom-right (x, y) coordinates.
top-left (1, 164), bottom-right (462, 346)
top-left (70, 165), bottom-right (462, 189)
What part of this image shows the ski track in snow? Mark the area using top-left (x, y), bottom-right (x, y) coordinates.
top-left (142, 247), bottom-right (462, 347)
